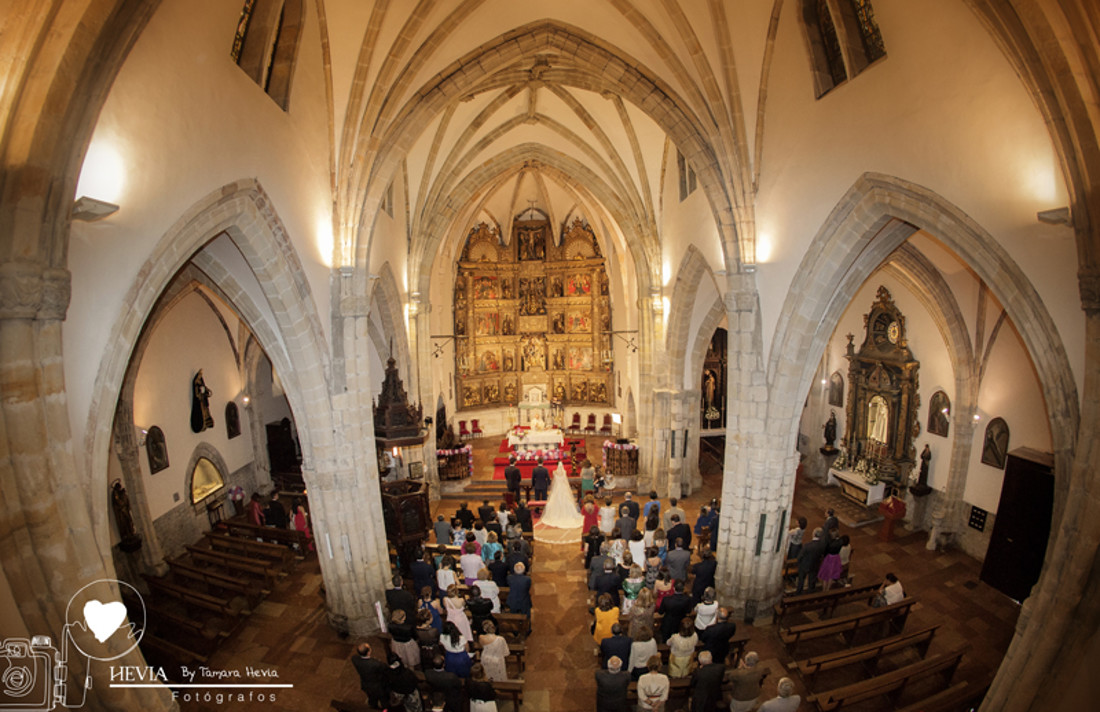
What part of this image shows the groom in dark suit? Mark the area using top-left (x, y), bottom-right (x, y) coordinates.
top-left (504, 455), bottom-right (522, 501)
top-left (531, 458), bottom-right (550, 501)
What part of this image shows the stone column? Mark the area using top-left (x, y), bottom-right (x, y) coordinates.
top-left (0, 262), bottom-right (174, 711)
top-left (714, 272), bottom-right (788, 619)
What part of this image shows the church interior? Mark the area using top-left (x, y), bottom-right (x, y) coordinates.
top-left (1, 1), bottom-right (1098, 710)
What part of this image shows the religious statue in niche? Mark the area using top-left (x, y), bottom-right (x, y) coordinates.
top-left (981, 417), bottom-right (1010, 469)
top-left (552, 313), bottom-right (565, 334)
top-left (519, 227), bottom-right (546, 261)
top-left (572, 381), bottom-right (589, 402)
top-left (455, 275), bottom-right (466, 299)
top-left (455, 316), bottom-right (466, 336)
top-left (601, 310), bottom-right (611, 333)
top-left (111, 479), bottom-right (142, 552)
top-left (502, 315), bottom-right (514, 335)
top-left (501, 278), bottom-right (513, 299)
top-left (190, 370), bottom-right (214, 433)
top-left (522, 336), bottom-right (546, 371)
top-left (225, 402), bottom-right (241, 439)
top-left (502, 350), bottom-right (514, 372)
top-left (592, 382), bottom-right (608, 403)
top-left (146, 425), bottom-right (169, 474)
top-left (911, 443), bottom-right (933, 496)
top-left (550, 276), bottom-right (564, 297)
top-left (600, 271), bottom-right (609, 295)
top-left (554, 382), bottom-right (566, 402)
top-left (504, 381), bottom-right (517, 403)
top-left (828, 372), bottom-right (845, 408)
top-left (821, 410), bottom-right (839, 454)
top-left (518, 277), bottom-right (547, 315)
top-left (552, 349), bottom-right (565, 370)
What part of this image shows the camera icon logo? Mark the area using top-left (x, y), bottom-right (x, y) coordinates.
top-left (0, 579), bottom-right (145, 711)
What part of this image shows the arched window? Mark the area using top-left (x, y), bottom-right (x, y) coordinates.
top-left (190, 456), bottom-right (226, 504)
top-left (231, 0), bottom-right (303, 110)
top-left (800, 0), bottom-right (886, 99)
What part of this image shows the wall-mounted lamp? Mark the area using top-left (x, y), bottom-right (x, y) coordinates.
top-left (135, 426), bottom-right (149, 447)
top-left (241, 394), bottom-right (251, 406)
top-left (72, 196), bottom-right (120, 221)
top-left (973, 413), bottom-right (981, 421)
top-left (1036, 207), bottom-right (1071, 225)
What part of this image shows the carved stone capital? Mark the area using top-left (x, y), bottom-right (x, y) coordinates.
top-left (0, 262), bottom-right (71, 320)
top-left (1080, 269), bottom-right (1100, 315)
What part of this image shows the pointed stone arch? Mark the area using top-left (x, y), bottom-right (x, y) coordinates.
top-left (367, 262), bottom-right (413, 399)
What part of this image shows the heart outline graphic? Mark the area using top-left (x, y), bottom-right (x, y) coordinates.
top-left (83, 600), bottom-right (127, 643)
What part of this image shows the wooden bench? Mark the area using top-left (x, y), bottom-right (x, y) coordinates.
top-left (779, 597), bottom-right (916, 656)
top-left (894, 673), bottom-right (993, 712)
top-left (206, 531), bottom-right (296, 570)
top-left (772, 582), bottom-right (879, 625)
top-left (491, 612), bottom-right (531, 642)
top-left (186, 545), bottom-right (281, 588)
top-left (142, 574), bottom-right (246, 619)
top-left (140, 633), bottom-right (208, 668)
top-left (168, 557), bottom-right (265, 608)
top-left (124, 592), bottom-right (226, 657)
top-left (807, 648), bottom-right (967, 711)
top-left (795, 624), bottom-right (940, 688)
top-left (494, 679), bottom-right (524, 709)
top-left (223, 518), bottom-right (310, 551)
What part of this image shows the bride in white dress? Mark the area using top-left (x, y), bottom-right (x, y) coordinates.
top-left (540, 461), bottom-right (584, 528)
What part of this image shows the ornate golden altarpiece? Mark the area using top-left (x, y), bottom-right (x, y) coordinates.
top-left (454, 213), bottom-right (613, 410)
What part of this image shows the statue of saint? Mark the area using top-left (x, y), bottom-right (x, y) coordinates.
top-left (190, 370), bottom-right (214, 433)
top-left (912, 443), bottom-right (933, 495)
top-left (111, 479), bottom-right (141, 551)
top-left (821, 410), bottom-right (838, 454)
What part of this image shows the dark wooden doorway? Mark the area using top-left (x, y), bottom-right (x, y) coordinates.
top-left (979, 447), bottom-right (1054, 602)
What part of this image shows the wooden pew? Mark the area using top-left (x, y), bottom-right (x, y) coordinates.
top-left (807, 648), bottom-right (967, 712)
top-left (779, 597), bottom-right (915, 657)
top-left (494, 679), bottom-right (524, 710)
top-left (124, 592), bottom-right (226, 658)
top-left (772, 582), bottom-right (879, 625)
top-left (894, 673), bottom-right (993, 712)
top-left (206, 531), bottom-right (295, 570)
top-left (167, 557), bottom-right (266, 608)
top-left (794, 624), bottom-right (940, 688)
top-left (186, 545), bottom-right (281, 588)
top-left (142, 574), bottom-right (248, 618)
top-left (140, 633), bottom-right (208, 668)
top-left (223, 518), bottom-right (310, 551)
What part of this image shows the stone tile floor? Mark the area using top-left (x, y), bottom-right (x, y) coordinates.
top-left (183, 436), bottom-right (1017, 711)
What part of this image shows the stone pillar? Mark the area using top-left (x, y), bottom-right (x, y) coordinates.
top-left (714, 272), bottom-right (788, 618)
top-left (110, 399), bottom-right (168, 576)
top-left (0, 262), bottom-right (174, 711)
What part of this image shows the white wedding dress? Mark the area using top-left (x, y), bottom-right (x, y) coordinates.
top-left (540, 462), bottom-right (584, 529)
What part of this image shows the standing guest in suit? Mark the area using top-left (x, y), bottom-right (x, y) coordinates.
top-left (689, 650), bottom-right (726, 712)
top-left (531, 458), bottom-right (550, 501)
top-left (595, 655), bottom-right (631, 712)
top-left (504, 455), bottom-right (522, 501)
top-left (666, 538), bottom-right (692, 583)
top-left (622, 492), bottom-right (640, 520)
top-left (514, 500), bottom-right (534, 532)
top-left (478, 499), bottom-right (496, 527)
top-left (758, 677), bottom-right (802, 712)
top-left (662, 497), bottom-right (687, 531)
top-left (488, 550), bottom-right (509, 588)
top-left (454, 502), bottom-right (476, 529)
top-left (264, 491), bottom-right (288, 528)
top-left (823, 508), bottom-right (839, 539)
top-left (615, 506), bottom-right (636, 542)
top-left (699, 608), bottom-right (737, 663)
top-left (667, 515), bottom-right (692, 551)
top-left (351, 643), bottom-right (389, 709)
top-left (691, 548), bottom-right (718, 601)
top-left (594, 559), bottom-right (624, 607)
top-left (423, 656), bottom-right (464, 712)
top-left (727, 651), bottom-right (767, 712)
top-left (386, 574), bottom-right (417, 621)
top-left (433, 515), bottom-right (453, 545)
top-left (795, 528), bottom-right (827, 594)
top-left (600, 623), bottom-right (633, 670)
top-left (589, 541), bottom-right (612, 590)
top-left (658, 580), bottom-right (695, 642)
top-left (506, 562), bottom-right (532, 616)
top-left (411, 551), bottom-right (436, 598)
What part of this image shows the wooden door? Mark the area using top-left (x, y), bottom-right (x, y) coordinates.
top-left (980, 447), bottom-right (1054, 602)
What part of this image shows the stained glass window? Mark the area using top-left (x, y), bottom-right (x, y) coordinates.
top-left (851, 0), bottom-right (886, 62)
top-left (817, 0), bottom-right (847, 87)
top-left (230, 0), bottom-right (256, 63)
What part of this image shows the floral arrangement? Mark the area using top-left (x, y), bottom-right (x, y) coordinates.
top-left (436, 444), bottom-right (473, 476)
top-left (228, 485), bottom-right (245, 501)
top-left (602, 439), bottom-right (637, 470)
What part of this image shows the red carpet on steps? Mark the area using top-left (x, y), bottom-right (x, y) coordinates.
top-left (490, 436), bottom-right (588, 480)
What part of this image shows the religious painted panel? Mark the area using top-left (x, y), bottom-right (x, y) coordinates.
top-left (928, 390), bottom-right (950, 437)
top-left (981, 417), bottom-right (1009, 469)
top-left (462, 384), bottom-right (482, 407)
top-left (475, 312), bottom-right (499, 336)
top-left (568, 346), bottom-right (593, 371)
top-left (566, 273), bottom-right (592, 296)
top-left (503, 377), bottom-right (519, 404)
top-left (478, 349), bottom-right (500, 373)
top-left (552, 378), bottom-right (567, 403)
top-left (566, 312), bottom-right (591, 333)
top-left (590, 379), bottom-right (609, 404)
top-left (473, 276), bottom-right (499, 300)
top-left (571, 378), bottom-right (589, 403)
top-left (828, 372), bottom-right (845, 407)
top-left (483, 382), bottom-right (500, 404)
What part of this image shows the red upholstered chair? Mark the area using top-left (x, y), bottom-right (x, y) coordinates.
top-left (569, 412), bottom-right (582, 434)
top-left (458, 420), bottom-right (470, 439)
top-left (471, 419), bottom-right (483, 438)
top-left (584, 414), bottom-right (597, 433)
top-left (599, 414), bottom-right (613, 435)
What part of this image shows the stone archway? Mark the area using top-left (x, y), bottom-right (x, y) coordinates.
top-left (761, 172), bottom-right (1082, 712)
